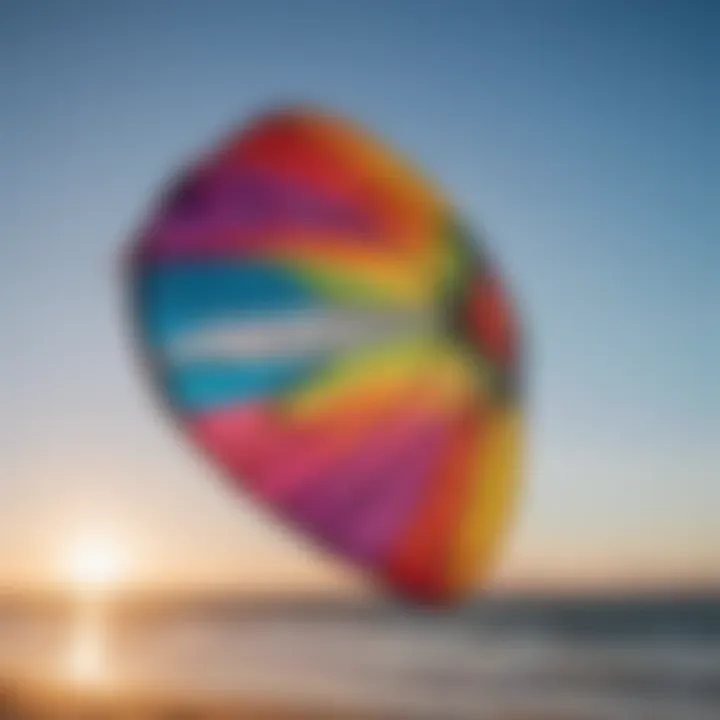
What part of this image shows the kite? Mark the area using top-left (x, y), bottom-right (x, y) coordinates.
top-left (127, 107), bottom-right (523, 604)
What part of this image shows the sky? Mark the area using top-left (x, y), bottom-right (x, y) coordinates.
top-left (0, 0), bottom-right (717, 595)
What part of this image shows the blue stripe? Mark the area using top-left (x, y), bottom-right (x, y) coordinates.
top-left (138, 262), bottom-right (320, 346)
top-left (164, 357), bottom-right (319, 411)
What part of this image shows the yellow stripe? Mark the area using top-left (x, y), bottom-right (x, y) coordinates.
top-left (279, 256), bottom-right (430, 307)
top-left (446, 408), bottom-right (522, 598)
top-left (278, 339), bottom-right (441, 422)
top-left (279, 339), bottom-right (478, 425)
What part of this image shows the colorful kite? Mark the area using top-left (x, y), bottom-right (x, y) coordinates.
top-left (128, 107), bottom-right (522, 604)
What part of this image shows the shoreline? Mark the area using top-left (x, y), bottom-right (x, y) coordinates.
top-left (0, 676), bottom-right (377, 720)
top-left (0, 676), bottom-right (579, 720)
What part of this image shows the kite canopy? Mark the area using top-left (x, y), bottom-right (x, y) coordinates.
top-left (129, 107), bottom-right (522, 605)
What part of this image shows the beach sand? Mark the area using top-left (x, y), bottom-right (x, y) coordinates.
top-left (0, 678), bottom-right (584, 720)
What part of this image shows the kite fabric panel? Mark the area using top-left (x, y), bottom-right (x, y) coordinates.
top-left (128, 107), bottom-right (523, 605)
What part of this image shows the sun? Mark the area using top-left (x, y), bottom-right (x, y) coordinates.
top-left (62, 536), bottom-right (127, 593)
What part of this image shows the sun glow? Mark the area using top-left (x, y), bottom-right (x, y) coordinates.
top-left (62, 535), bottom-right (128, 594)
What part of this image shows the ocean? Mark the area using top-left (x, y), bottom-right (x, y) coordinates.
top-left (0, 595), bottom-right (718, 719)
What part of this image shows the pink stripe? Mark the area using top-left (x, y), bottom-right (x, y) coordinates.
top-left (283, 404), bottom-right (436, 509)
top-left (192, 400), bottom-right (450, 568)
top-left (283, 408), bottom-right (446, 561)
top-left (192, 404), bottom-right (281, 483)
top-left (343, 423), bottom-right (448, 563)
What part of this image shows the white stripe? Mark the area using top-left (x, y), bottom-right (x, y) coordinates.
top-left (167, 308), bottom-right (439, 362)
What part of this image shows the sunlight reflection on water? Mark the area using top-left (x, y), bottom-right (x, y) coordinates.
top-left (0, 598), bottom-right (717, 719)
top-left (64, 601), bottom-right (112, 687)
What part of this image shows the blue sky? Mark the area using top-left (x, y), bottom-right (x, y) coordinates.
top-left (0, 0), bottom-right (717, 592)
